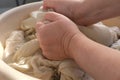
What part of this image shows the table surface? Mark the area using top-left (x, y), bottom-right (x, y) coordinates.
top-left (103, 17), bottom-right (120, 27)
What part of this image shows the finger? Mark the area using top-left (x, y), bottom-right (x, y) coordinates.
top-left (43, 0), bottom-right (57, 10)
top-left (44, 12), bottom-right (64, 22)
top-left (35, 22), bottom-right (45, 47)
top-left (35, 22), bottom-right (44, 36)
top-left (36, 22), bottom-right (44, 29)
top-left (43, 51), bottom-right (58, 60)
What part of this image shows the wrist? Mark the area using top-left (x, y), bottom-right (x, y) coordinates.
top-left (75, 0), bottom-right (120, 25)
top-left (67, 32), bottom-right (88, 59)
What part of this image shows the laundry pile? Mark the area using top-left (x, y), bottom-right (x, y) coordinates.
top-left (3, 7), bottom-right (120, 80)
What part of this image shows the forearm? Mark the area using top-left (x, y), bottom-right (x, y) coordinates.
top-left (76, 0), bottom-right (120, 25)
top-left (69, 33), bottom-right (120, 80)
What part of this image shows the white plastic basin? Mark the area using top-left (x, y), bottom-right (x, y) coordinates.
top-left (0, 2), bottom-right (42, 80)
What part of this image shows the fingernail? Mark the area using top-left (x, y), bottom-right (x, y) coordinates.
top-left (43, 20), bottom-right (51, 24)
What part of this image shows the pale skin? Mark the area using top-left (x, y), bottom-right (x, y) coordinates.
top-left (35, 0), bottom-right (120, 80)
top-left (43, 0), bottom-right (120, 26)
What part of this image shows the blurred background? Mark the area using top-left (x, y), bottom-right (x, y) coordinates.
top-left (0, 0), bottom-right (42, 13)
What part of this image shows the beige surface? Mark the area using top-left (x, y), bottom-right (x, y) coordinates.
top-left (103, 17), bottom-right (120, 27)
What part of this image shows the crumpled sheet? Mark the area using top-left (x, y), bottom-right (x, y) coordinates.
top-left (3, 7), bottom-right (120, 80)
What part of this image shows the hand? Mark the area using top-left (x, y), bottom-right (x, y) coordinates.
top-left (43, 0), bottom-right (89, 25)
top-left (35, 12), bottom-right (82, 60)
top-left (43, 0), bottom-right (120, 26)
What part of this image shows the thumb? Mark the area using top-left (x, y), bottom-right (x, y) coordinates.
top-left (35, 22), bottom-right (45, 48)
top-left (35, 22), bottom-right (45, 37)
top-left (43, 0), bottom-right (57, 10)
top-left (36, 22), bottom-right (44, 30)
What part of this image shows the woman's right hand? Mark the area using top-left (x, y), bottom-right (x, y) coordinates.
top-left (35, 12), bottom-right (83, 60)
